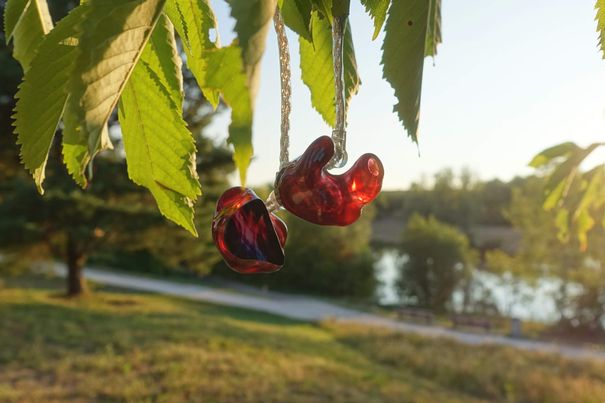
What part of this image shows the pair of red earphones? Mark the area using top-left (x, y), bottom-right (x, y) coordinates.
top-left (212, 136), bottom-right (384, 274)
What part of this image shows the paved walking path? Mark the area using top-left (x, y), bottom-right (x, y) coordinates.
top-left (54, 266), bottom-right (605, 362)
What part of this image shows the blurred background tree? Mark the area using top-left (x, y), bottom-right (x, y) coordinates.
top-left (486, 177), bottom-right (605, 335)
top-left (397, 214), bottom-right (477, 312)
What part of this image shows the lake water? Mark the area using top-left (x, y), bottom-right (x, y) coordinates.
top-left (375, 250), bottom-right (562, 323)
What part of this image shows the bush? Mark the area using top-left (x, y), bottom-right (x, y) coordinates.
top-left (397, 214), bottom-right (477, 311)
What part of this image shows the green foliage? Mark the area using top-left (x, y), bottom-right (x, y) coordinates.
top-left (164, 0), bottom-right (220, 108)
top-left (226, 0), bottom-right (276, 100)
top-left (278, 0), bottom-right (312, 41)
top-left (299, 10), bottom-right (360, 126)
top-left (118, 16), bottom-right (201, 236)
top-left (218, 0), bottom-right (276, 185)
top-left (310, 0), bottom-right (333, 22)
top-left (425, 0), bottom-right (441, 57)
top-left (360, 0), bottom-right (389, 40)
top-left (485, 179), bottom-right (605, 331)
top-left (13, 4), bottom-right (87, 193)
top-left (597, 0), bottom-right (605, 58)
top-left (64, 0), bottom-right (166, 187)
top-left (165, 0), bottom-right (255, 186)
top-left (7, 0), bottom-right (605, 237)
top-left (398, 214), bottom-right (477, 311)
top-left (4, 0), bottom-right (53, 70)
top-left (0, 0), bottom-right (235, 289)
top-left (203, 46), bottom-right (254, 185)
top-left (529, 142), bottom-right (605, 249)
top-left (382, 0), bottom-right (441, 142)
top-left (3, 0), bottom-right (452, 232)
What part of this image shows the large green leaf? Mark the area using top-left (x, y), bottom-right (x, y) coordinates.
top-left (4, 0), bottom-right (53, 70)
top-left (63, 0), bottom-right (166, 186)
top-left (382, 0), bottom-right (439, 142)
top-left (299, 11), bottom-right (360, 127)
top-left (360, 0), bottom-right (389, 40)
top-left (597, 0), bottom-right (605, 58)
top-left (278, 0), bottom-right (313, 41)
top-left (225, 0), bottom-right (276, 100)
top-left (164, 0), bottom-right (220, 108)
top-left (425, 0), bottom-right (441, 57)
top-left (203, 45), bottom-right (254, 185)
top-left (13, 4), bottom-right (89, 193)
top-left (119, 15), bottom-right (201, 236)
top-left (221, 0), bottom-right (275, 184)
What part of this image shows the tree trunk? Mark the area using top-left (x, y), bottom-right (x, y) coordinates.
top-left (66, 233), bottom-right (88, 297)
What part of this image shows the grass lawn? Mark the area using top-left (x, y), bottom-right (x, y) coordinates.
top-left (1, 276), bottom-right (605, 402)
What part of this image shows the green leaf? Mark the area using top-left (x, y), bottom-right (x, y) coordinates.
top-left (118, 15), bottom-right (201, 236)
top-left (343, 19), bottom-right (361, 108)
top-left (528, 142), bottom-right (580, 168)
top-left (63, 0), bottom-right (166, 186)
top-left (311, 0), bottom-right (332, 23)
top-left (574, 165), bottom-right (605, 219)
top-left (381, 0), bottom-right (432, 142)
top-left (596, 0), bottom-right (605, 58)
top-left (543, 179), bottom-right (567, 211)
top-left (141, 14), bottom-right (184, 107)
top-left (226, 0), bottom-right (276, 100)
top-left (4, 0), bottom-right (53, 70)
top-left (166, 0), bottom-right (255, 185)
top-left (531, 142), bottom-right (605, 249)
top-left (165, 0), bottom-right (221, 108)
top-left (278, 0), bottom-right (313, 41)
top-left (425, 0), bottom-right (441, 57)
top-left (331, 0), bottom-right (349, 18)
top-left (543, 143), bottom-right (602, 208)
top-left (572, 165), bottom-right (605, 249)
top-left (223, 0), bottom-right (275, 184)
top-left (554, 208), bottom-right (569, 243)
top-left (203, 46), bottom-right (254, 185)
top-left (575, 209), bottom-right (594, 251)
top-left (299, 11), bottom-right (360, 127)
top-left (360, 0), bottom-right (389, 40)
top-left (13, 4), bottom-right (88, 193)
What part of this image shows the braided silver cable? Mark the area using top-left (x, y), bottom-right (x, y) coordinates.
top-left (267, 8), bottom-right (292, 213)
top-left (273, 8), bottom-right (291, 169)
top-left (327, 15), bottom-right (348, 169)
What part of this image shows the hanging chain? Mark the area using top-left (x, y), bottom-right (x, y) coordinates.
top-left (327, 15), bottom-right (348, 169)
top-left (273, 8), bottom-right (292, 169)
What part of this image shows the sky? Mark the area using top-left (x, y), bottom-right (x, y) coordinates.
top-left (205, 1), bottom-right (605, 190)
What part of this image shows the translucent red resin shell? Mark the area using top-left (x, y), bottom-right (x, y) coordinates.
top-left (275, 136), bottom-right (384, 226)
top-left (212, 187), bottom-right (287, 274)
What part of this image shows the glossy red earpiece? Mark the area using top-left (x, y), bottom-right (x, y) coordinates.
top-left (212, 187), bottom-right (287, 273)
top-left (275, 136), bottom-right (384, 226)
